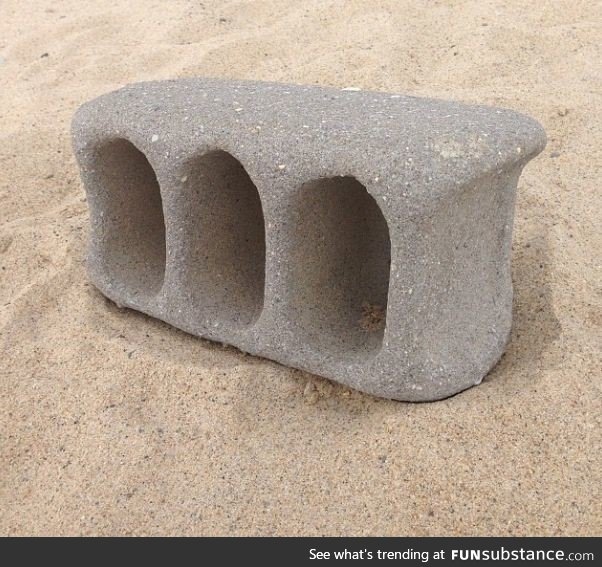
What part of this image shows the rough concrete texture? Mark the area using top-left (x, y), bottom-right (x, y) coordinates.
top-left (72, 78), bottom-right (546, 401)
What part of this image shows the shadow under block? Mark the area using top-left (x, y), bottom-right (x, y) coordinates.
top-left (72, 78), bottom-right (546, 401)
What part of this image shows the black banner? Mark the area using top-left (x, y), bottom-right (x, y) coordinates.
top-left (2, 537), bottom-right (598, 565)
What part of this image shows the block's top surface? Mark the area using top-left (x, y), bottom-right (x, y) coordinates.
top-left (73, 77), bottom-right (546, 201)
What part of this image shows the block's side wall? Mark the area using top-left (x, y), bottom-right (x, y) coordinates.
top-left (374, 166), bottom-right (523, 400)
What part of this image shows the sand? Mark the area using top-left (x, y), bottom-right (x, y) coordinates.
top-left (0, 0), bottom-right (600, 536)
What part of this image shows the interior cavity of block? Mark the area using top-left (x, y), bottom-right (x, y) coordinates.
top-left (288, 176), bottom-right (391, 358)
top-left (90, 138), bottom-right (166, 299)
top-left (175, 150), bottom-right (265, 330)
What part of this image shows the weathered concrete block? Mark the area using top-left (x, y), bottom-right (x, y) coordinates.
top-left (72, 78), bottom-right (546, 401)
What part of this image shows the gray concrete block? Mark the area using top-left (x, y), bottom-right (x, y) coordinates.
top-left (72, 78), bottom-right (546, 401)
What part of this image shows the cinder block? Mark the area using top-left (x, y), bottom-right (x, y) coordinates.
top-left (72, 78), bottom-right (546, 401)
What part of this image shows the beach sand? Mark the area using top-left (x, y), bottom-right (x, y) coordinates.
top-left (0, 0), bottom-right (600, 535)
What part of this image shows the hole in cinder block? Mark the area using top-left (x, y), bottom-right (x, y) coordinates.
top-left (91, 138), bottom-right (166, 299)
top-left (290, 176), bottom-right (391, 358)
top-left (178, 150), bottom-right (265, 329)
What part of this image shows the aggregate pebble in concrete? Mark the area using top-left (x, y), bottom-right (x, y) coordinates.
top-left (72, 78), bottom-right (546, 401)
